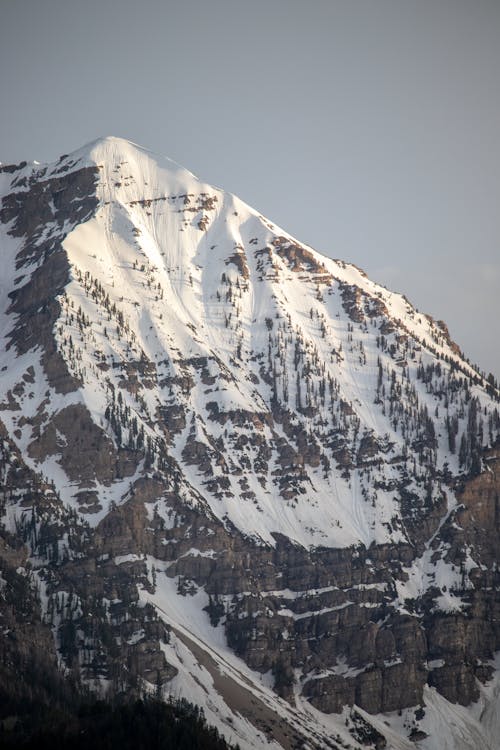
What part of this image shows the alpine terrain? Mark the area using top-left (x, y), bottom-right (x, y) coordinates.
top-left (1, 136), bottom-right (500, 749)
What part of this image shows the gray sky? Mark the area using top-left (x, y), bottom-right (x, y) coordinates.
top-left (1, 0), bottom-right (499, 377)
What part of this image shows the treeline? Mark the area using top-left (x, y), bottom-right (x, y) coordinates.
top-left (0, 694), bottom-right (239, 750)
top-left (0, 523), bottom-right (237, 750)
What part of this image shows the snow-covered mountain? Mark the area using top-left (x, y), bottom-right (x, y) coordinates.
top-left (1, 137), bottom-right (500, 749)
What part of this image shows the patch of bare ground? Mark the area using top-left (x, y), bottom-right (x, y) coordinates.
top-left (172, 627), bottom-right (314, 749)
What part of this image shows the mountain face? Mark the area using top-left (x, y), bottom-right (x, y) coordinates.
top-left (1, 136), bottom-right (499, 749)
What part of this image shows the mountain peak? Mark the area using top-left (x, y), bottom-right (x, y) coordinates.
top-left (57, 135), bottom-right (201, 188)
top-left (1, 137), bottom-right (500, 749)
top-left (0, 136), bottom-right (496, 545)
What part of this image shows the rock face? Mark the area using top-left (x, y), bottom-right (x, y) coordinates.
top-left (1, 137), bottom-right (500, 750)
top-left (1, 162), bottom-right (99, 394)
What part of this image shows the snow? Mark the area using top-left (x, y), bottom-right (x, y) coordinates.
top-left (374, 684), bottom-right (499, 750)
top-left (1, 135), bottom-right (498, 549)
top-left (137, 554), bottom-right (500, 750)
top-left (2, 135), bottom-right (500, 750)
top-left (157, 629), bottom-right (283, 750)
top-left (140, 557), bottom-right (368, 750)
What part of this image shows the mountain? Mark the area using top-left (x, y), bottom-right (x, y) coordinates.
top-left (1, 136), bottom-right (499, 749)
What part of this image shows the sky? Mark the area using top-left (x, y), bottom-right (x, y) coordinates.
top-left (1, 0), bottom-right (499, 377)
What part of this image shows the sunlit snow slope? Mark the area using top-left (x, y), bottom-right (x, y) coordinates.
top-left (0, 136), bottom-right (498, 549)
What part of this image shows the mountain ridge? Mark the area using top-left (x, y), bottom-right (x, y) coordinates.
top-left (1, 137), bottom-right (500, 749)
top-left (2, 135), bottom-right (496, 547)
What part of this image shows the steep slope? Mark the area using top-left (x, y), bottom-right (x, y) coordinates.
top-left (1, 137), bottom-right (500, 749)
